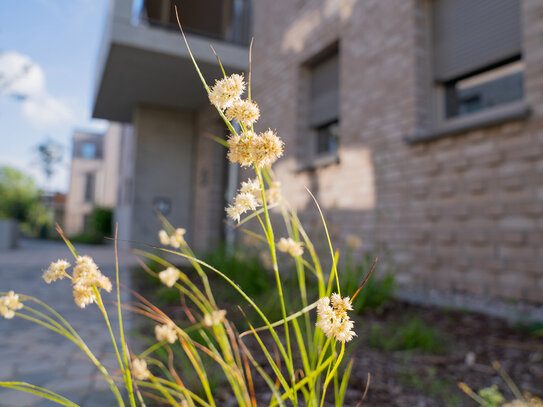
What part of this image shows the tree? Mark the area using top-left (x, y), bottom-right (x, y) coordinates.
top-left (0, 166), bottom-right (39, 221)
top-left (36, 139), bottom-right (63, 189)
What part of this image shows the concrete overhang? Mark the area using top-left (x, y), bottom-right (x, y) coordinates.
top-left (92, 19), bottom-right (249, 122)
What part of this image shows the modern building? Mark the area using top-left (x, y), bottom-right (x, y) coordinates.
top-left (64, 125), bottom-right (122, 236)
top-left (252, 0), bottom-right (543, 303)
top-left (93, 0), bottom-right (543, 305)
top-left (92, 0), bottom-right (250, 249)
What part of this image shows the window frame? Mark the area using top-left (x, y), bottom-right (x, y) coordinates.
top-left (406, 0), bottom-right (530, 144)
top-left (297, 42), bottom-right (341, 170)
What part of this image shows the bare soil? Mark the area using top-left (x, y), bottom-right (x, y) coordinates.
top-left (340, 302), bottom-right (543, 406)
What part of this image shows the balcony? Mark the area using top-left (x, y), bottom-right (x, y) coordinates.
top-left (93, 0), bottom-right (251, 122)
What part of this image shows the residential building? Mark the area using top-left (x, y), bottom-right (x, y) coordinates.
top-left (92, 0), bottom-right (250, 249)
top-left (251, 0), bottom-right (543, 303)
top-left (64, 125), bottom-right (122, 235)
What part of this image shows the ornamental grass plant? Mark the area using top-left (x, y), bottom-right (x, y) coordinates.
top-left (0, 12), bottom-right (373, 407)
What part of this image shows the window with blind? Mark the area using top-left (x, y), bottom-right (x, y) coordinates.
top-left (432, 0), bottom-right (524, 119)
top-left (307, 49), bottom-right (339, 158)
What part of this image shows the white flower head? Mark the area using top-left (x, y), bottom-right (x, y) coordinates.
top-left (73, 285), bottom-right (96, 309)
top-left (71, 255), bottom-right (111, 308)
top-left (132, 358), bottom-right (151, 380)
top-left (225, 99), bottom-right (260, 125)
top-left (155, 323), bottom-right (177, 344)
top-left (346, 235), bottom-right (362, 250)
top-left (316, 294), bottom-right (356, 343)
top-left (265, 181), bottom-right (282, 205)
top-left (203, 310), bottom-right (227, 327)
top-left (0, 291), bottom-right (23, 319)
top-left (209, 73), bottom-right (245, 110)
top-left (277, 237), bottom-right (304, 257)
top-left (226, 192), bottom-right (261, 223)
top-left (227, 131), bottom-right (255, 167)
top-left (43, 259), bottom-right (70, 284)
top-left (158, 267), bottom-right (180, 288)
top-left (240, 178), bottom-right (261, 196)
top-left (158, 229), bottom-right (170, 246)
top-left (250, 129), bottom-right (284, 168)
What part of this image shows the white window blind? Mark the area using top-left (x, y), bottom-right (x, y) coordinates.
top-left (432, 0), bottom-right (522, 82)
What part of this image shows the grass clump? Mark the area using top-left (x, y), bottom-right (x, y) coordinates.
top-left (369, 316), bottom-right (445, 353)
top-left (340, 252), bottom-right (395, 313)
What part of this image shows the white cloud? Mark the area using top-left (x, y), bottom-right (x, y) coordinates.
top-left (0, 51), bottom-right (73, 128)
top-left (21, 94), bottom-right (73, 128)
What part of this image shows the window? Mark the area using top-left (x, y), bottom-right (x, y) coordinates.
top-left (307, 48), bottom-right (340, 160)
top-left (84, 173), bottom-right (95, 203)
top-left (432, 0), bottom-right (524, 120)
top-left (80, 142), bottom-right (97, 159)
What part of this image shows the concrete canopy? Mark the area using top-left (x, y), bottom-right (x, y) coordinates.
top-left (92, 22), bottom-right (249, 122)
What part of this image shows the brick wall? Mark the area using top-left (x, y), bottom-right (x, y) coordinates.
top-left (251, 0), bottom-right (543, 302)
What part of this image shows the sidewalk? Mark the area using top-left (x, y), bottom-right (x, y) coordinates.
top-left (0, 239), bottom-right (138, 407)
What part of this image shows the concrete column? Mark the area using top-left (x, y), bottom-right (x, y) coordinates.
top-left (131, 106), bottom-right (195, 246)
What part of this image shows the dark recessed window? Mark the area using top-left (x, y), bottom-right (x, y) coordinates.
top-left (84, 173), bottom-right (95, 203)
top-left (308, 49), bottom-right (339, 157)
top-left (432, 0), bottom-right (523, 120)
top-left (316, 120), bottom-right (339, 155)
top-left (445, 60), bottom-right (524, 119)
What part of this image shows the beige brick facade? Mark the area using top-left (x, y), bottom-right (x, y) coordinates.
top-left (251, 0), bottom-right (543, 302)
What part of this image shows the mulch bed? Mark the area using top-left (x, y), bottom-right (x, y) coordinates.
top-left (341, 302), bottom-right (543, 406)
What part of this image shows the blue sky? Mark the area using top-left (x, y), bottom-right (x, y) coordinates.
top-left (0, 0), bottom-right (110, 192)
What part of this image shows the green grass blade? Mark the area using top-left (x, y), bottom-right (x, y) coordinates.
top-left (0, 382), bottom-right (79, 407)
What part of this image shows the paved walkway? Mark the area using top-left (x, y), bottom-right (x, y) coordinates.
top-left (0, 239), bottom-right (138, 407)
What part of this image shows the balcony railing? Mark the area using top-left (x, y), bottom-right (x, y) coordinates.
top-left (131, 0), bottom-right (251, 46)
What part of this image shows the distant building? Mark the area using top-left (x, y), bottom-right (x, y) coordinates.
top-left (92, 0), bottom-right (250, 249)
top-left (64, 125), bottom-right (122, 236)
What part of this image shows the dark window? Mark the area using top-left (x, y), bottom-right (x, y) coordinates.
top-left (316, 120), bottom-right (339, 155)
top-left (308, 49), bottom-right (339, 157)
top-left (432, 0), bottom-right (523, 119)
top-left (84, 173), bottom-right (95, 203)
top-left (445, 60), bottom-right (524, 118)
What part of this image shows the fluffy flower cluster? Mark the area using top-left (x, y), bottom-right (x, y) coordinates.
top-left (158, 267), bottom-right (180, 288)
top-left (226, 191), bottom-right (260, 223)
top-left (155, 323), bottom-right (177, 344)
top-left (265, 181), bottom-right (282, 205)
top-left (158, 228), bottom-right (187, 249)
top-left (277, 237), bottom-right (304, 257)
top-left (72, 256), bottom-right (112, 308)
top-left (0, 291), bottom-right (23, 319)
top-left (43, 259), bottom-right (70, 284)
top-left (239, 178), bottom-right (261, 195)
top-left (225, 99), bottom-right (260, 126)
top-left (227, 129), bottom-right (284, 168)
top-left (203, 309), bottom-right (227, 328)
top-left (209, 73), bottom-right (245, 110)
top-left (132, 358), bottom-right (151, 380)
top-left (345, 235), bottom-right (362, 250)
top-left (316, 293), bottom-right (356, 343)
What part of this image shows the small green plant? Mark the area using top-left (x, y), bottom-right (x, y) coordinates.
top-left (369, 316), bottom-right (445, 353)
top-left (202, 243), bottom-right (270, 300)
top-left (460, 362), bottom-right (543, 407)
top-left (340, 252), bottom-right (395, 314)
top-left (400, 366), bottom-right (460, 406)
top-left (70, 207), bottom-right (113, 244)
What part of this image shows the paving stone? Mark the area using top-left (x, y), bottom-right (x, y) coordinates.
top-left (0, 239), bottom-right (135, 406)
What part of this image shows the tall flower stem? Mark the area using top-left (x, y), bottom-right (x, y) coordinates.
top-left (255, 166), bottom-right (297, 406)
